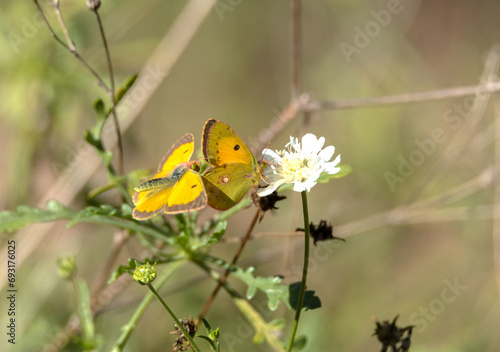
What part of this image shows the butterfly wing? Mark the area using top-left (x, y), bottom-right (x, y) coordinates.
top-left (202, 119), bottom-right (258, 168)
top-left (202, 163), bottom-right (259, 210)
top-left (165, 169), bottom-right (207, 213)
top-left (133, 181), bottom-right (175, 220)
top-left (156, 133), bottom-right (195, 177)
top-left (132, 133), bottom-right (206, 220)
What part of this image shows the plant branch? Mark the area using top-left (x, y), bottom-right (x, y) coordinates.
top-left (111, 261), bottom-right (183, 351)
top-left (404, 44), bottom-right (500, 203)
top-left (251, 94), bottom-right (310, 153)
top-left (197, 209), bottom-right (260, 322)
top-left (2, 0), bottom-right (218, 295)
top-left (291, 0), bottom-right (301, 99)
top-left (91, 8), bottom-right (124, 176)
top-left (493, 95), bottom-right (500, 299)
top-left (246, 166), bottom-right (494, 241)
top-left (33, 0), bottom-right (110, 92)
top-left (305, 81), bottom-right (500, 112)
top-left (147, 283), bottom-right (201, 352)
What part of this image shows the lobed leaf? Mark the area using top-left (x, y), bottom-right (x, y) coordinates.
top-left (233, 267), bottom-right (291, 311)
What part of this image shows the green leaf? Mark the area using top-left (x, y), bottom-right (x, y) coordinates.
top-left (207, 220), bottom-right (227, 244)
top-left (93, 99), bottom-right (106, 121)
top-left (0, 200), bottom-right (172, 242)
top-left (288, 282), bottom-right (322, 311)
top-left (196, 319), bottom-right (220, 351)
top-left (77, 279), bottom-right (95, 344)
top-left (200, 318), bottom-right (213, 334)
top-left (291, 336), bottom-right (307, 351)
top-left (84, 130), bottom-right (103, 150)
top-left (0, 199), bottom-right (77, 233)
top-left (194, 221), bottom-right (227, 250)
top-left (116, 74), bottom-right (139, 103)
top-left (121, 203), bottom-right (133, 217)
top-left (196, 335), bottom-right (217, 351)
top-left (108, 258), bottom-right (137, 283)
top-left (233, 298), bottom-right (285, 351)
top-left (318, 164), bottom-right (352, 183)
top-left (233, 267), bottom-right (291, 311)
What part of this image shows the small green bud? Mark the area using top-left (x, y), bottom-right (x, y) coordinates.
top-left (132, 261), bottom-right (157, 285)
top-left (57, 255), bottom-right (76, 280)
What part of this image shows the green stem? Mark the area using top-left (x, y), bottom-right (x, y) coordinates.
top-left (286, 191), bottom-right (310, 351)
top-left (111, 261), bottom-right (183, 351)
top-left (147, 283), bottom-right (201, 352)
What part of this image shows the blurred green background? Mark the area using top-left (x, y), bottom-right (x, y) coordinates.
top-left (1, 0), bottom-right (500, 351)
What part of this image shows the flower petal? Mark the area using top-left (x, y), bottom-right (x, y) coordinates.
top-left (331, 154), bottom-right (341, 166)
top-left (262, 149), bottom-right (281, 163)
top-left (323, 165), bottom-right (341, 175)
top-left (257, 185), bottom-right (278, 197)
top-left (301, 133), bottom-right (323, 155)
top-left (293, 182), bottom-right (308, 192)
top-left (318, 145), bottom-right (335, 161)
top-left (322, 154), bottom-right (341, 174)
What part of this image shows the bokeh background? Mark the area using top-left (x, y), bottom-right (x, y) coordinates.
top-left (1, 0), bottom-right (500, 351)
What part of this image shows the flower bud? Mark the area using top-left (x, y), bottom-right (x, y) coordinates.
top-left (132, 261), bottom-right (157, 285)
top-left (57, 255), bottom-right (76, 280)
top-left (86, 0), bottom-right (101, 11)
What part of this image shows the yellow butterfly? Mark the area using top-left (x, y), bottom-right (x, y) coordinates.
top-left (201, 119), bottom-right (262, 210)
top-left (132, 133), bottom-right (207, 220)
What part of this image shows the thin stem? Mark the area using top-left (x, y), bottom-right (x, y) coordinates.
top-left (493, 95), bottom-right (500, 298)
top-left (147, 283), bottom-right (202, 352)
top-left (112, 261), bottom-right (183, 351)
top-left (286, 191), bottom-right (310, 352)
top-left (251, 94), bottom-right (310, 155)
top-left (404, 44), bottom-right (500, 203)
top-left (291, 0), bottom-right (301, 99)
top-left (92, 9), bottom-right (124, 176)
top-left (52, 1), bottom-right (76, 52)
top-left (197, 209), bottom-right (260, 322)
top-left (33, 0), bottom-right (110, 92)
top-left (305, 82), bottom-right (500, 111)
top-left (36, 0), bottom-right (125, 182)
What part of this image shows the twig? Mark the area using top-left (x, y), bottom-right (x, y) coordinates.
top-left (240, 166), bottom-right (494, 241)
top-left (197, 209), bottom-right (261, 322)
top-left (493, 95), bottom-right (500, 298)
top-left (405, 44), bottom-right (500, 202)
top-left (305, 81), bottom-right (500, 111)
top-left (251, 94), bottom-right (310, 153)
top-left (249, 204), bottom-right (500, 242)
top-left (0, 0), bottom-right (220, 294)
top-left (33, 0), bottom-right (110, 92)
top-left (91, 7), bottom-right (124, 175)
top-left (335, 165), bottom-right (494, 238)
top-left (291, 0), bottom-right (301, 99)
top-left (52, 1), bottom-right (76, 52)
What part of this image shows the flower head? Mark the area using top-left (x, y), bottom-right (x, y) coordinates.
top-left (258, 133), bottom-right (341, 196)
top-left (132, 261), bottom-right (157, 285)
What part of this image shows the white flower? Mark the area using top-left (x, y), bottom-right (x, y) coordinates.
top-left (258, 133), bottom-right (341, 196)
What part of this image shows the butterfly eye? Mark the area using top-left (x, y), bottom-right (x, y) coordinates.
top-left (234, 144), bottom-right (240, 151)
